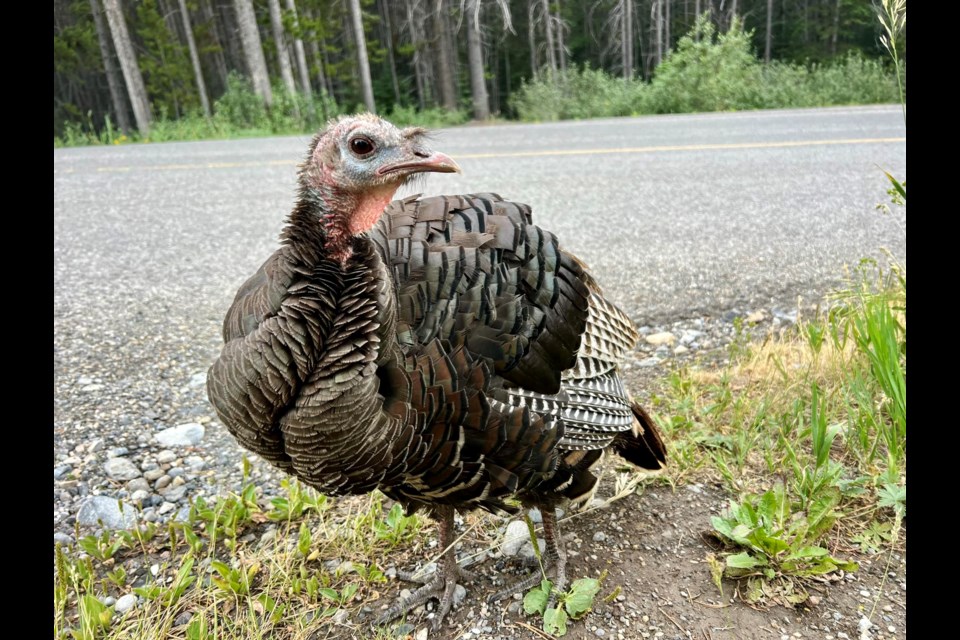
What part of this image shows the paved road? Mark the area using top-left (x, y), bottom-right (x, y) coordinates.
top-left (54, 105), bottom-right (905, 338)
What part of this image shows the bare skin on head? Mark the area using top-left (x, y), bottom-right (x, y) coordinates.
top-left (297, 113), bottom-right (461, 263)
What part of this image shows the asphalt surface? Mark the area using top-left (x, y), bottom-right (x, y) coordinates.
top-left (54, 105), bottom-right (906, 337)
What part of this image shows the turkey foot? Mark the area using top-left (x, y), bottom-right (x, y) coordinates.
top-left (374, 505), bottom-right (471, 630)
top-left (488, 506), bottom-right (567, 603)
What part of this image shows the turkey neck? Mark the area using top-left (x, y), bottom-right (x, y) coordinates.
top-left (273, 190), bottom-right (405, 490)
top-left (288, 182), bottom-right (396, 264)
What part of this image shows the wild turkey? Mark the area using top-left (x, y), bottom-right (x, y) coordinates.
top-left (206, 114), bottom-right (666, 629)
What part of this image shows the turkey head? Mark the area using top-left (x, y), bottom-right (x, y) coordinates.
top-left (298, 114), bottom-right (461, 262)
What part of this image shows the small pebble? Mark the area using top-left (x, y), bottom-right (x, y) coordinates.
top-left (115, 594), bottom-right (138, 614)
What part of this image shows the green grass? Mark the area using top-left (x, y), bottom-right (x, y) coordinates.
top-left (649, 256), bottom-right (905, 606)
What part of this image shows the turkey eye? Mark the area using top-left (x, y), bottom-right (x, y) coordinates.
top-left (349, 137), bottom-right (376, 156)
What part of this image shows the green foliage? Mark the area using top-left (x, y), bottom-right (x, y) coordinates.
top-left (135, 1), bottom-right (196, 119)
top-left (852, 520), bottom-right (896, 553)
top-left (711, 484), bottom-right (857, 604)
top-left (71, 594), bottom-right (113, 640)
top-left (267, 478), bottom-right (330, 521)
top-left (510, 66), bottom-right (647, 121)
top-left (371, 503), bottom-right (420, 547)
top-left (78, 530), bottom-right (127, 562)
top-left (524, 576), bottom-right (604, 637)
top-left (829, 259), bottom-right (906, 468)
top-left (512, 16), bottom-right (899, 122)
top-left (134, 555), bottom-right (197, 607)
top-left (647, 15), bottom-right (764, 113)
top-left (210, 559), bottom-right (259, 596)
top-left (877, 482), bottom-right (906, 518)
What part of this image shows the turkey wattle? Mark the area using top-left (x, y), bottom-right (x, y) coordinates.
top-left (206, 113), bottom-right (666, 629)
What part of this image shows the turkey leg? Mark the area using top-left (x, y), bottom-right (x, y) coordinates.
top-left (374, 504), bottom-right (473, 630)
top-left (488, 506), bottom-right (568, 603)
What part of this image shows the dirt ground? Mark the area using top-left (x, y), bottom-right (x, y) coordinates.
top-left (365, 474), bottom-right (906, 640)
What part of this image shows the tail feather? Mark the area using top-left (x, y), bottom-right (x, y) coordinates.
top-left (612, 402), bottom-right (667, 471)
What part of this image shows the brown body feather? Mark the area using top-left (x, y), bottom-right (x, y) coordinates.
top-left (207, 192), bottom-right (664, 517)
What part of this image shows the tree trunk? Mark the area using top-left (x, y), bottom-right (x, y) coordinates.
top-left (304, 4), bottom-right (331, 102)
top-left (347, 0), bottom-right (376, 112)
top-left (433, 0), bottom-right (457, 110)
top-left (831, 0), bottom-right (840, 56)
top-left (665, 0), bottom-right (670, 54)
top-left (405, 0), bottom-right (429, 109)
top-left (464, 0), bottom-right (489, 120)
top-left (652, 0), bottom-right (662, 70)
top-left (765, 0), bottom-right (773, 62)
top-left (177, 0), bottom-right (211, 117)
top-left (101, 0), bottom-right (151, 135)
top-left (284, 0), bottom-right (315, 121)
top-left (528, 0), bottom-right (538, 79)
top-left (200, 0), bottom-right (229, 93)
top-left (541, 0), bottom-right (557, 75)
top-left (379, 0), bottom-right (402, 105)
top-left (694, 0), bottom-right (700, 41)
top-left (234, 0), bottom-right (273, 107)
top-left (623, 0), bottom-right (634, 79)
top-left (89, 0), bottom-right (132, 134)
top-left (555, 1), bottom-right (567, 73)
top-left (268, 0), bottom-right (297, 97)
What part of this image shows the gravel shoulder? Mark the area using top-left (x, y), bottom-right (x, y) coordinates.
top-left (53, 307), bottom-right (907, 640)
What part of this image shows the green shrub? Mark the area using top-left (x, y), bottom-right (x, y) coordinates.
top-left (646, 15), bottom-right (764, 113)
top-left (511, 66), bottom-right (647, 121)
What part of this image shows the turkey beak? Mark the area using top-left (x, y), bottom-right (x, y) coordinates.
top-left (377, 150), bottom-right (462, 177)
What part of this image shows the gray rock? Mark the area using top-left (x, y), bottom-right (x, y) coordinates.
top-left (174, 506), bottom-right (191, 522)
top-left (77, 496), bottom-right (138, 529)
top-left (143, 469), bottom-right (165, 482)
top-left (54, 465), bottom-right (72, 480)
top-left (154, 475), bottom-right (172, 490)
top-left (502, 520), bottom-right (531, 556)
top-left (54, 532), bottom-right (75, 546)
top-left (184, 456), bottom-right (205, 470)
top-left (593, 531), bottom-right (607, 542)
top-left (87, 438), bottom-right (105, 452)
top-left (519, 538), bottom-right (546, 559)
top-left (174, 611), bottom-right (193, 627)
top-left (645, 332), bottom-right (676, 346)
top-left (157, 450), bottom-right (178, 464)
top-left (188, 372), bottom-right (207, 387)
top-left (452, 584), bottom-right (467, 608)
top-left (168, 467), bottom-right (186, 478)
top-left (157, 501), bottom-right (176, 515)
top-left (130, 490), bottom-right (150, 503)
top-left (107, 447), bottom-right (129, 458)
top-left (161, 485), bottom-right (188, 502)
top-left (101, 596), bottom-right (116, 607)
top-left (126, 478), bottom-right (150, 493)
top-left (115, 594), bottom-right (138, 614)
top-left (331, 609), bottom-right (349, 624)
top-left (104, 458), bottom-right (140, 481)
top-left (155, 423), bottom-right (204, 447)
top-left (637, 357), bottom-right (661, 368)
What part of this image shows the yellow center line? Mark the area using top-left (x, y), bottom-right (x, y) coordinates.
top-left (457, 137), bottom-right (906, 159)
top-left (83, 137), bottom-right (905, 173)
